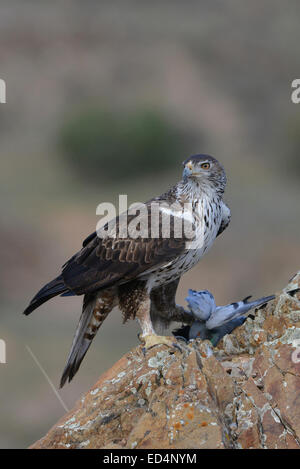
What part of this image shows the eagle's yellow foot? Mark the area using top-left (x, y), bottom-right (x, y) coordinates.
top-left (138, 333), bottom-right (179, 351)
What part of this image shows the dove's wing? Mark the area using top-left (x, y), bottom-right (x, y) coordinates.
top-left (205, 294), bottom-right (275, 330)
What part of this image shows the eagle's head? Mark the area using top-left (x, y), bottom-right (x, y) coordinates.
top-left (182, 154), bottom-right (226, 194)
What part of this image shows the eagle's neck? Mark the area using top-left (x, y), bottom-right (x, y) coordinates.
top-left (175, 178), bottom-right (222, 204)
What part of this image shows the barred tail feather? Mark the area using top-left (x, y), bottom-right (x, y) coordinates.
top-left (60, 294), bottom-right (97, 388)
top-left (60, 293), bottom-right (113, 388)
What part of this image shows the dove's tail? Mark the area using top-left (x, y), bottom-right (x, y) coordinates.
top-left (205, 294), bottom-right (275, 330)
top-left (242, 294), bottom-right (275, 311)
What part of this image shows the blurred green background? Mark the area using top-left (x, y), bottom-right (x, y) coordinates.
top-left (0, 0), bottom-right (300, 448)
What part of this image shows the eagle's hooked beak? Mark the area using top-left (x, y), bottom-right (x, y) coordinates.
top-left (183, 161), bottom-right (200, 178)
top-left (183, 161), bottom-right (193, 179)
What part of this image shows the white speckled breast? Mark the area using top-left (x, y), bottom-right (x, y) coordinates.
top-left (140, 193), bottom-right (222, 291)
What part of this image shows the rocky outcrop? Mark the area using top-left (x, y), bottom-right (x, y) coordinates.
top-left (31, 272), bottom-right (300, 449)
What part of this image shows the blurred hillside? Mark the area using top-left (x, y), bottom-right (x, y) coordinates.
top-left (0, 0), bottom-right (300, 448)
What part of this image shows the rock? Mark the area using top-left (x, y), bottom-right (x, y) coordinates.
top-left (31, 272), bottom-right (300, 449)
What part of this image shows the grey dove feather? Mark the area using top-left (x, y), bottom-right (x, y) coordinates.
top-left (173, 289), bottom-right (275, 346)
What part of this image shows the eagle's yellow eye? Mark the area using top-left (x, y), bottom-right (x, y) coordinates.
top-left (201, 162), bottom-right (210, 170)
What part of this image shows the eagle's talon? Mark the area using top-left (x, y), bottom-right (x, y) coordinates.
top-left (172, 342), bottom-right (184, 353)
top-left (139, 334), bottom-right (178, 350)
top-left (137, 332), bottom-right (143, 343)
top-left (175, 335), bottom-right (189, 344)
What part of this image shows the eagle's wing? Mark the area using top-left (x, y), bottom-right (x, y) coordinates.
top-left (62, 201), bottom-right (187, 295)
top-left (216, 201), bottom-right (231, 237)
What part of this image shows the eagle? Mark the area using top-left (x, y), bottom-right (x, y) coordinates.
top-left (23, 154), bottom-right (230, 387)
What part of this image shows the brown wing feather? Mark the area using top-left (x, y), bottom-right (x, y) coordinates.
top-left (62, 202), bottom-right (187, 295)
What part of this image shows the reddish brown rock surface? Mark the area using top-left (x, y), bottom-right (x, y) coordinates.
top-left (31, 272), bottom-right (300, 449)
